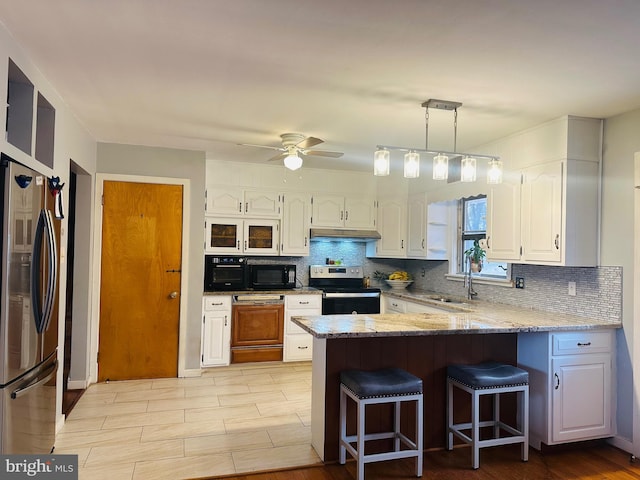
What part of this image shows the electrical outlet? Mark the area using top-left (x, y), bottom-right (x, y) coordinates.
top-left (568, 281), bottom-right (577, 296)
top-left (515, 277), bottom-right (525, 289)
top-left (421, 268), bottom-right (425, 278)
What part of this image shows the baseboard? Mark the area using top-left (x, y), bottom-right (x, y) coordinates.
top-left (608, 435), bottom-right (634, 455)
top-left (55, 414), bottom-right (66, 434)
top-left (179, 368), bottom-right (202, 378)
top-left (66, 378), bottom-right (89, 390)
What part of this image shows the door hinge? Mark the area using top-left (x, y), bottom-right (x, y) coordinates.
top-left (96, 351), bottom-right (99, 362)
top-left (101, 194), bottom-right (104, 206)
top-left (520, 246), bottom-right (523, 255)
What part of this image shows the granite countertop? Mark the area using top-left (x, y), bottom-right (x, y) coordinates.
top-left (204, 287), bottom-right (321, 296)
top-left (292, 289), bottom-right (621, 339)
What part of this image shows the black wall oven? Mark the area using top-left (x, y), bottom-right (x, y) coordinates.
top-left (204, 256), bottom-right (248, 291)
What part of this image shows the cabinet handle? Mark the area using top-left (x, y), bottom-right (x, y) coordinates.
top-left (577, 342), bottom-right (592, 347)
top-left (401, 239), bottom-right (404, 249)
top-left (224, 315), bottom-right (227, 327)
top-left (341, 210), bottom-right (344, 220)
top-left (239, 203), bottom-right (242, 213)
top-left (244, 240), bottom-right (248, 250)
top-left (422, 239), bottom-right (425, 249)
top-left (212, 302), bottom-right (223, 306)
top-left (487, 237), bottom-right (491, 249)
top-left (245, 202), bottom-right (248, 213)
top-left (300, 301), bottom-right (309, 305)
top-left (554, 372), bottom-right (560, 390)
top-left (297, 346), bottom-right (309, 350)
top-left (554, 234), bottom-right (560, 249)
top-left (237, 240), bottom-right (240, 250)
top-left (345, 210), bottom-right (349, 221)
top-left (304, 236), bottom-right (308, 246)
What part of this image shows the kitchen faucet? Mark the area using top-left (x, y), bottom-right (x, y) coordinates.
top-left (465, 258), bottom-right (478, 300)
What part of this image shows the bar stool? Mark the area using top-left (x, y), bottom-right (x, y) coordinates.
top-left (339, 367), bottom-right (423, 480)
top-left (446, 362), bottom-right (529, 469)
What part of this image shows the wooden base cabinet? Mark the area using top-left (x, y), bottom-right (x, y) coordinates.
top-left (231, 303), bottom-right (284, 363)
top-left (201, 296), bottom-right (232, 367)
top-left (518, 330), bottom-right (615, 449)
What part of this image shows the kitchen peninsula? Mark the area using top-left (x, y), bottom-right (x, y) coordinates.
top-left (292, 297), bottom-right (621, 462)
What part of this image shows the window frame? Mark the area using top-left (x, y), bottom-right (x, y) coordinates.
top-left (446, 195), bottom-right (513, 286)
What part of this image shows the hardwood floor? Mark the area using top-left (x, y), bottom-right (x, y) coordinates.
top-left (203, 443), bottom-right (640, 480)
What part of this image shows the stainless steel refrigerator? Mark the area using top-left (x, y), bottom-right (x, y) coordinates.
top-left (0, 153), bottom-right (59, 454)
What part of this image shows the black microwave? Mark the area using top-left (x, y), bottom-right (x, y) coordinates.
top-left (250, 264), bottom-right (296, 290)
top-left (204, 256), bottom-right (249, 291)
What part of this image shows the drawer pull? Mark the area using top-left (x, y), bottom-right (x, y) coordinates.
top-left (299, 301), bottom-right (309, 305)
top-left (577, 342), bottom-right (592, 347)
top-left (297, 346), bottom-right (309, 350)
top-left (554, 373), bottom-right (560, 390)
top-left (212, 302), bottom-right (223, 306)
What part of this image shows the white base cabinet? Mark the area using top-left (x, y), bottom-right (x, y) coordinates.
top-left (518, 329), bottom-right (614, 449)
top-left (201, 296), bottom-right (232, 367)
top-left (284, 294), bottom-right (321, 362)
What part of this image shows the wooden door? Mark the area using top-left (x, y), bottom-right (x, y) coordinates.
top-left (99, 181), bottom-right (183, 381)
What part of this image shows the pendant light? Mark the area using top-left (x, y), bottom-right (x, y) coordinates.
top-left (461, 156), bottom-right (477, 182)
top-left (487, 159), bottom-right (503, 184)
top-left (374, 100), bottom-right (502, 183)
top-left (404, 151), bottom-right (420, 178)
top-left (432, 154), bottom-right (449, 180)
top-left (373, 148), bottom-right (390, 176)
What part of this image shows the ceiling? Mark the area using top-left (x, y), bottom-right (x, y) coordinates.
top-left (0, 0), bottom-right (639, 172)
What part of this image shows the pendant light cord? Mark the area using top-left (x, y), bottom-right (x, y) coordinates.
top-left (453, 108), bottom-right (458, 153)
top-left (425, 107), bottom-right (429, 150)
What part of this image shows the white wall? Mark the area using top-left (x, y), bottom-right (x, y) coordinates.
top-left (0, 20), bottom-right (98, 429)
top-left (97, 143), bottom-right (206, 371)
top-left (601, 109), bottom-right (640, 449)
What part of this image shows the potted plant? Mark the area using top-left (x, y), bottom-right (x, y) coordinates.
top-left (464, 239), bottom-right (486, 273)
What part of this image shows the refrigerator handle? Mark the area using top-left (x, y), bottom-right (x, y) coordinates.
top-left (10, 359), bottom-right (58, 400)
top-left (31, 210), bottom-right (46, 333)
top-left (30, 209), bottom-right (57, 334)
top-left (41, 210), bottom-right (58, 333)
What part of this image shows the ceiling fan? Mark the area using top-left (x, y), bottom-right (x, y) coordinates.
top-left (239, 133), bottom-right (343, 170)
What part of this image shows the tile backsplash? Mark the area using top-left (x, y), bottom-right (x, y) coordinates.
top-left (247, 240), bottom-right (622, 321)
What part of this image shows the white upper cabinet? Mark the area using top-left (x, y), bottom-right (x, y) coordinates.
top-left (485, 116), bottom-right (601, 266)
top-left (281, 193), bottom-right (311, 256)
top-left (407, 193), bottom-right (428, 258)
top-left (367, 196), bottom-right (407, 258)
top-left (311, 194), bottom-right (376, 229)
top-left (206, 187), bottom-right (281, 218)
top-left (205, 218), bottom-right (280, 255)
top-left (521, 161), bottom-right (564, 263)
top-left (486, 172), bottom-right (522, 262)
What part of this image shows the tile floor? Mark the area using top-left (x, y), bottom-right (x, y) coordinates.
top-left (55, 361), bottom-right (320, 480)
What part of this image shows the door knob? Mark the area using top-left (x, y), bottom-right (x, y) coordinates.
top-left (169, 291), bottom-right (178, 299)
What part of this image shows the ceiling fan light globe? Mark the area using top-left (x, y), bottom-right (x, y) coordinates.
top-left (284, 154), bottom-right (303, 171)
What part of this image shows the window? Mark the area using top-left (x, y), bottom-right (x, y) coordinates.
top-left (459, 195), bottom-right (508, 278)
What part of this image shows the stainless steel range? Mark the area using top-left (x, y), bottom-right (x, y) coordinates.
top-left (309, 265), bottom-right (381, 314)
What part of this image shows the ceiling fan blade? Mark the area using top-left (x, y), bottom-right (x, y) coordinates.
top-left (238, 143), bottom-right (285, 152)
top-left (296, 136), bottom-right (324, 149)
top-left (302, 150), bottom-right (344, 158)
top-left (267, 152), bottom-right (287, 162)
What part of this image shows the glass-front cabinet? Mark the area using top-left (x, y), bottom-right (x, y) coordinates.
top-left (205, 218), bottom-right (279, 255)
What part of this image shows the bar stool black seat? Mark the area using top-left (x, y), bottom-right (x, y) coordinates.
top-left (339, 367), bottom-right (424, 480)
top-left (447, 362), bottom-right (529, 469)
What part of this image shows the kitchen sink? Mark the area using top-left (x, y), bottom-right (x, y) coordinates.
top-left (413, 294), bottom-right (468, 305)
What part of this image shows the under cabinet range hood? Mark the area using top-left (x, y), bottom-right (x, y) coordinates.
top-left (310, 228), bottom-right (381, 242)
